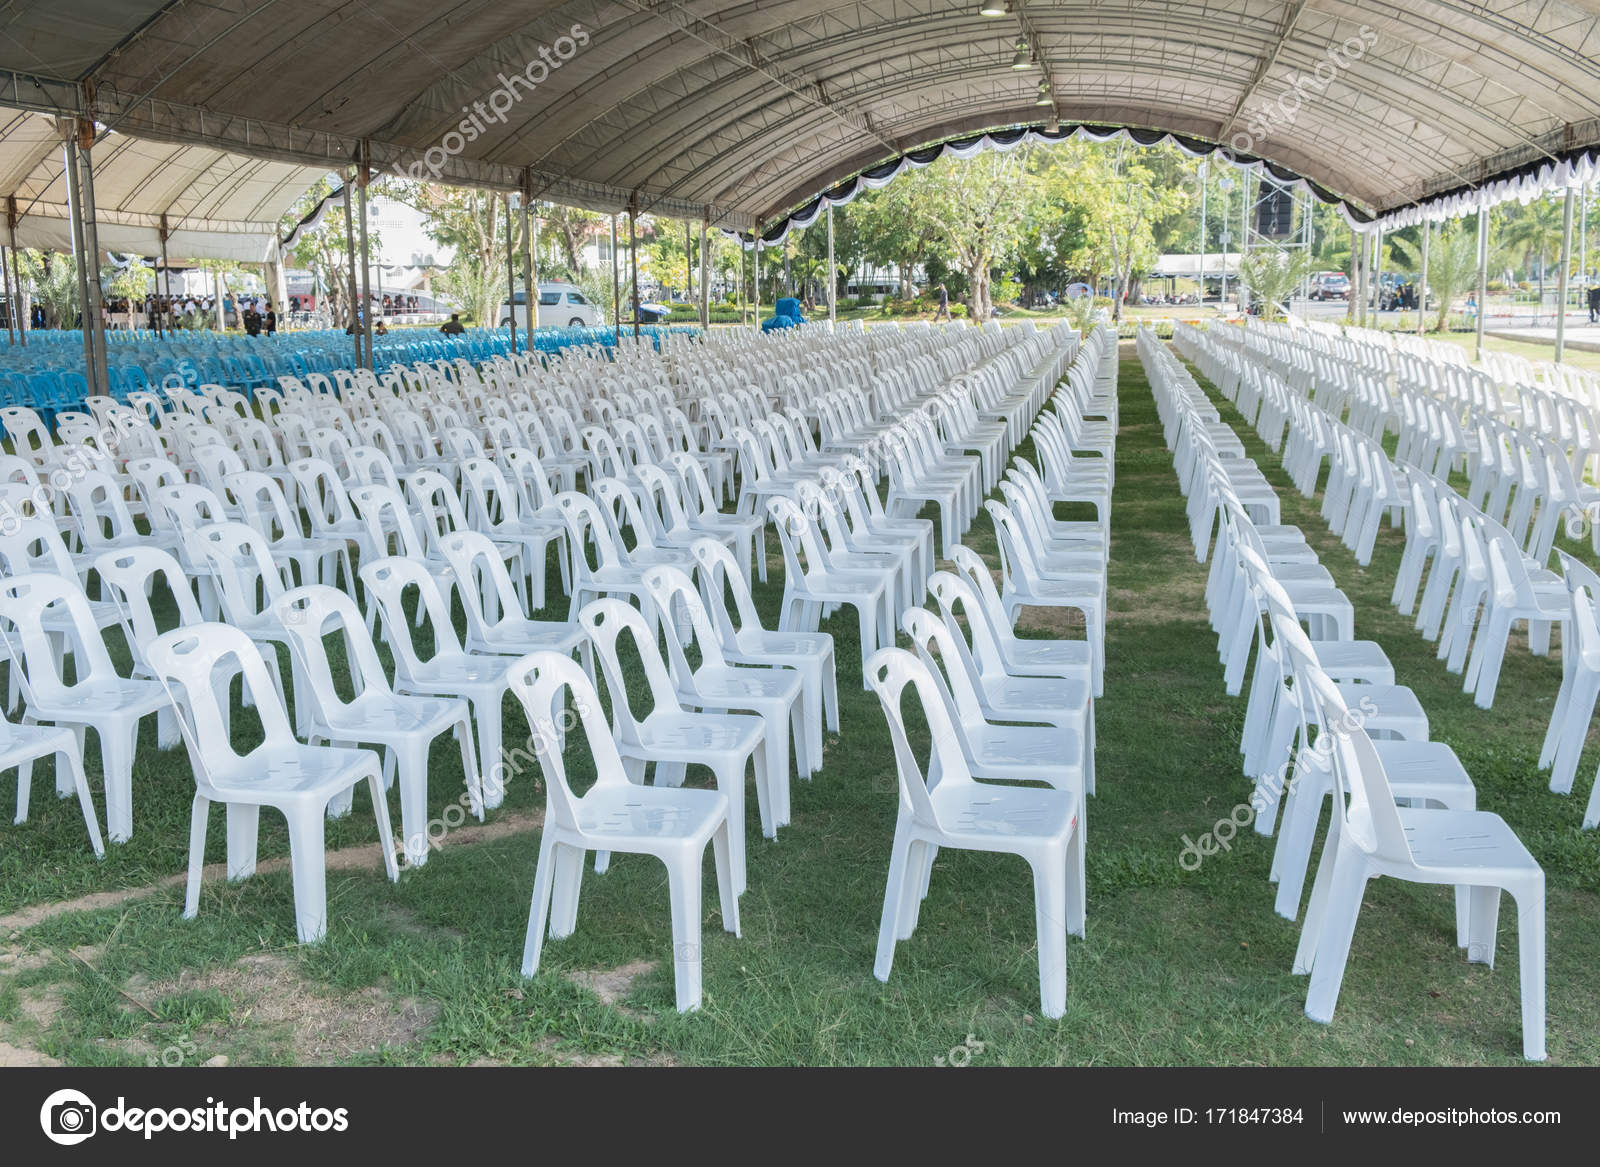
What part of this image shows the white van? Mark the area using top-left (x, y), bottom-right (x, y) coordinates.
top-left (500, 282), bottom-right (602, 330)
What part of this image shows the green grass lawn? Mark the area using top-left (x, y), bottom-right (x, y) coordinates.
top-left (2, 344), bottom-right (1598, 1066)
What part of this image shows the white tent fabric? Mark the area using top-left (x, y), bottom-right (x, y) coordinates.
top-left (4, 1), bottom-right (1600, 240)
top-left (0, 108), bottom-right (327, 263)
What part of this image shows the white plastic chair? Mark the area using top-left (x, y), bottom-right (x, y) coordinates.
top-left (689, 536), bottom-right (838, 773)
top-left (510, 650), bottom-right (739, 1013)
top-left (1290, 660), bottom-right (1545, 1061)
top-left (276, 585), bottom-right (480, 867)
top-left (0, 573), bottom-right (170, 843)
top-left (768, 495), bottom-right (892, 682)
top-left (641, 565), bottom-right (810, 823)
top-left (358, 556), bottom-right (519, 809)
top-left (864, 646), bottom-right (1083, 1019)
top-left (0, 708), bottom-right (104, 858)
top-left (145, 623), bottom-right (398, 944)
top-left (579, 596), bottom-right (766, 889)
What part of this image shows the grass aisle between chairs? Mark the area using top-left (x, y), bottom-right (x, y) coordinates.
top-left (1, 345), bottom-right (1597, 1065)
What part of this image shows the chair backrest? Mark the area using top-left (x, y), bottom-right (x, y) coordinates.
top-left (94, 546), bottom-right (203, 674)
top-left (64, 469), bottom-right (142, 549)
top-left (436, 529), bottom-right (529, 641)
top-left (145, 622), bottom-right (295, 781)
top-left (864, 646), bottom-right (976, 827)
top-left (348, 482), bottom-right (428, 559)
top-left (275, 584), bottom-right (390, 711)
top-left (286, 457), bottom-right (361, 532)
top-left (640, 564), bottom-right (730, 675)
top-left (1276, 615), bottom-right (1413, 866)
top-left (503, 650), bottom-right (635, 835)
top-left (357, 555), bottom-right (465, 680)
top-left (689, 536), bottom-right (763, 641)
top-left (226, 470), bottom-right (304, 544)
top-left (194, 520), bottom-right (285, 623)
top-left (900, 605), bottom-right (995, 739)
top-left (0, 513), bottom-right (80, 579)
top-left (574, 597), bottom-right (684, 750)
top-left (0, 573), bottom-right (120, 706)
top-left (553, 490), bottom-right (623, 576)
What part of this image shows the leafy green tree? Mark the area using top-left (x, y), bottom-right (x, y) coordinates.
top-left (1497, 195), bottom-right (1565, 307)
top-left (1236, 247), bottom-right (1316, 320)
top-left (1390, 223), bottom-right (1479, 331)
top-left (17, 249), bottom-right (78, 328)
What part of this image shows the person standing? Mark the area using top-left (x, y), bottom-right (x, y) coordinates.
top-left (933, 282), bottom-right (951, 322)
top-left (1587, 283), bottom-right (1599, 324)
top-left (265, 303), bottom-right (277, 335)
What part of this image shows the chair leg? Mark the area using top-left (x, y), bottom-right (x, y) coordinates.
top-left (873, 819), bottom-right (915, 982)
top-left (1466, 885), bottom-right (1502, 967)
top-left (548, 839), bottom-right (586, 939)
top-left (711, 821), bottom-right (740, 936)
top-left (393, 741), bottom-right (429, 868)
top-left (369, 773), bottom-right (399, 882)
top-left (1031, 852), bottom-right (1069, 1020)
top-left (183, 794), bottom-right (210, 918)
top-left (100, 717), bottom-right (141, 844)
top-left (1513, 881), bottom-right (1547, 1061)
top-left (226, 804), bottom-right (260, 881)
top-left (711, 759), bottom-right (747, 897)
top-left (665, 855), bottom-right (705, 1012)
top-left (1303, 855), bottom-right (1370, 1024)
top-left (284, 806), bottom-right (330, 944)
top-left (749, 740), bottom-right (775, 839)
top-left (475, 697), bottom-right (504, 810)
top-left (521, 833), bottom-right (561, 977)
top-left (55, 746), bottom-right (104, 858)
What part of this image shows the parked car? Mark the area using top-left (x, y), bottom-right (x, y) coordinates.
top-left (500, 282), bottom-right (602, 330)
top-left (1310, 271), bottom-right (1351, 301)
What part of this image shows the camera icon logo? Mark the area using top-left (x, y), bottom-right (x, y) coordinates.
top-left (40, 1088), bottom-right (97, 1145)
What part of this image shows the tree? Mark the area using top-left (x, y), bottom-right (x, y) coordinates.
top-left (1236, 247), bottom-right (1316, 320)
top-left (538, 204), bottom-right (606, 276)
top-left (1498, 195), bottom-right (1565, 308)
top-left (17, 249), bottom-right (78, 328)
top-left (280, 178), bottom-right (358, 328)
top-left (907, 149), bottom-right (1036, 319)
top-left (392, 182), bottom-right (525, 325)
top-left (1390, 223), bottom-right (1479, 332)
top-left (852, 180), bottom-right (942, 299)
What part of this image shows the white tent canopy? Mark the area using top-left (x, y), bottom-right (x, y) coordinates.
top-left (0, 107), bottom-right (328, 263)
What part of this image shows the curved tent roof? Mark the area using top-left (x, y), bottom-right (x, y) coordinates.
top-left (0, 107), bottom-right (328, 262)
top-left (2, 0), bottom-right (1599, 236)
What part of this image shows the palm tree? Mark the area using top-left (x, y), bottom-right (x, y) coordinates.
top-left (1390, 224), bottom-right (1479, 332)
top-left (1236, 248), bottom-right (1316, 320)
top-left (1497, 196), bottom-right (1565, 313)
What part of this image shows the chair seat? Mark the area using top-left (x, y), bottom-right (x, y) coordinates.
top-left (205, 744), bottom-right (377, 803)
top-left (928, 781), bottom-right (1077, 845)
top-left (636, 712), bottom-right (764, 757)
top-left (1373, 740), bottom-right (1475, 803)
top-left (1310, 640), bottom-right (1394, 684)
top-left (1391, 807), bottom-right (1540, 881)
top-left (687, 666), bottom-right (801, 705)
top-left (574, 783), bottom-right (728, 847)
top-left (326, 693), bottom-right (465, 739)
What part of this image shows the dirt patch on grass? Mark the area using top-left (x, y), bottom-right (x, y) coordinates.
top-left (145, 952), bottom-right (438, 1065)
top-left (0, 810), bottom-right (545, 938)
top-left (0, 1039), bottom-right (58, 1066)
top-left (566, 959), bottom-right (656, 1015)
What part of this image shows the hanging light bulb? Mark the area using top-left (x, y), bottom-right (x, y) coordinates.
top-left (1011, 39), bottom-right (1031, 69)
top-left (1035, 81), bottom-right (1053, 105)
top-left (979, 1), bottom-right (1010, 16)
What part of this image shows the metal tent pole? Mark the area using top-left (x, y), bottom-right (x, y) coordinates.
top-left (1556, 184), bottom-right (1575, 363)
top-left (827, 202), bottom-right (836, 325)
top-left (62, 130), bottom-right (97, 388)
top-left (610, 213), bottom-right (620, 347)
top-left (1418, 220), bottom-right (1430, 336)
top-left (9, 197), bottom-right (27, 346)
top-left (1198, 163), bottom-right (1208, 305)
top-left (686, 220), bottom-right (693, 309)
top-left (1371, 229), bottom-right (1385, 325)
top-left (74, 121), bottom-right (109, 392)
top-left (629, 194), bottom-right (641, 340)
top-left (522, 176), bottom-right (536, 335)
top-left (357, 149), bottom-right (374, 369)
top-left (1475, 204), bottom-right (1489, 362)
top-left (343, 174), bottom-right (360, 367)
top-left (699, 214), bottom-right (709, 330)
top-left (159, 212), bottom-right (172, 340)
top-left (504, 193), bottom-right (518, 356)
